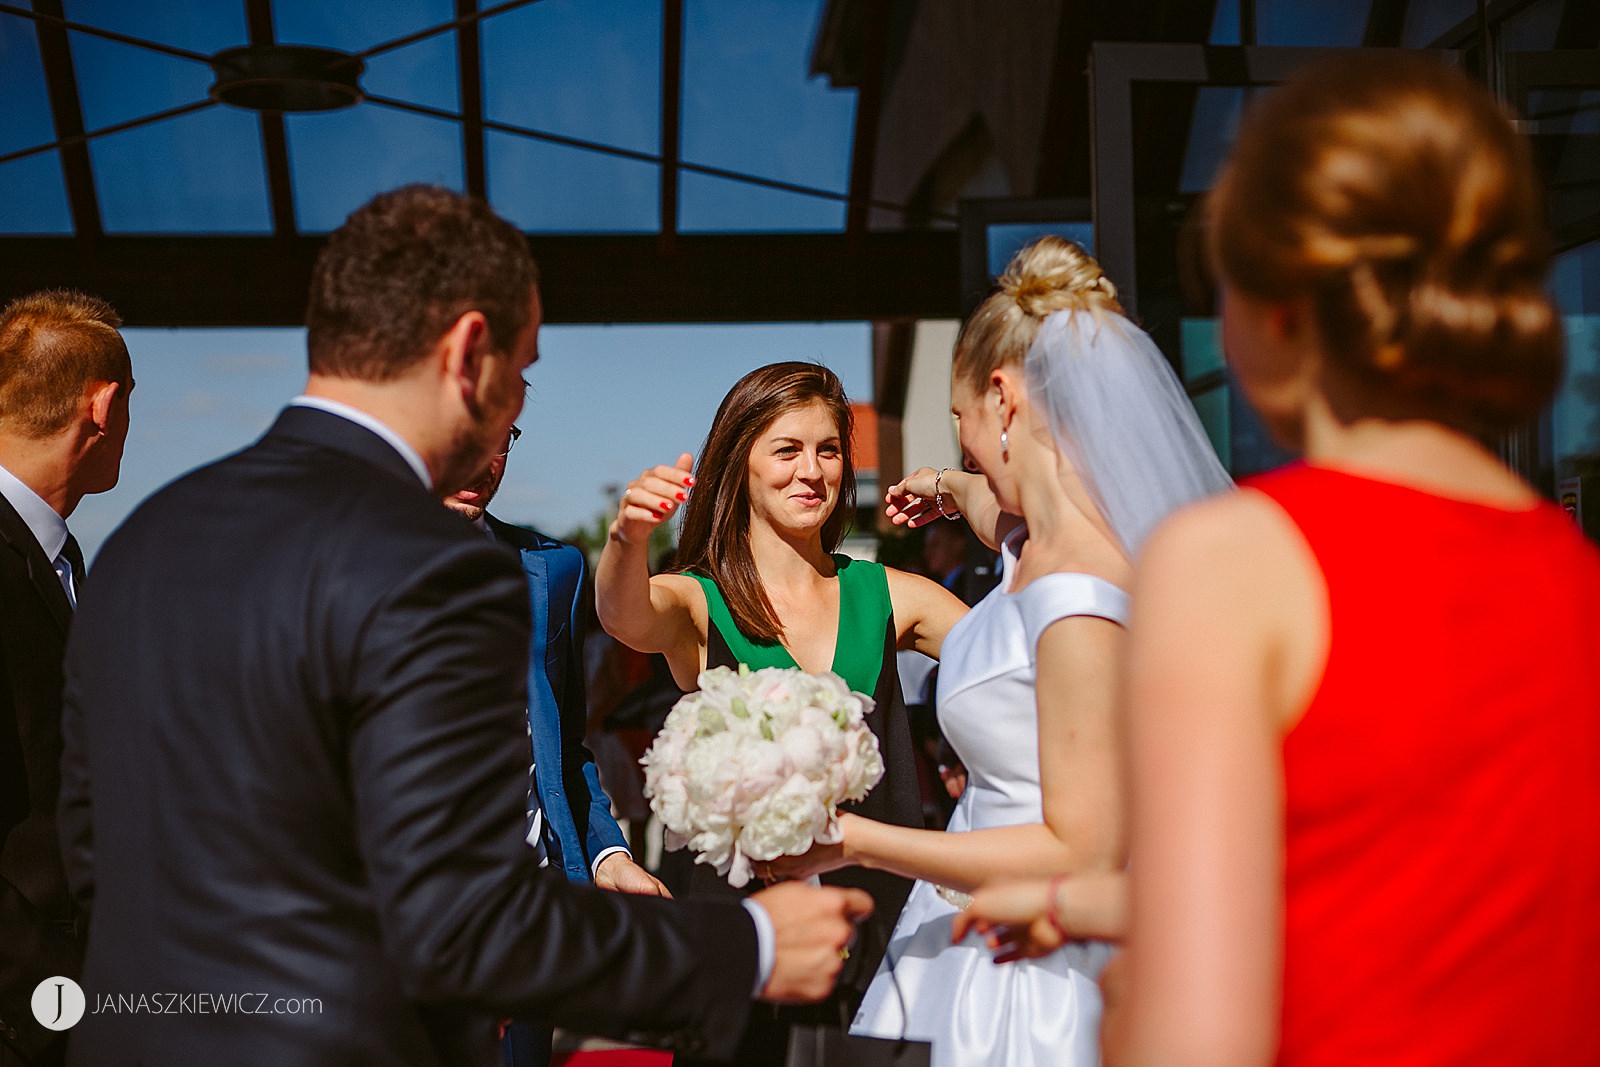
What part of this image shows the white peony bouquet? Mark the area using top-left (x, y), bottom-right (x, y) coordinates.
top-left (640, 665), bottom-right (885, 888)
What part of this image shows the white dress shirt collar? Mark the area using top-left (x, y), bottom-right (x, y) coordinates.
top-left (0, 460), bottom-right (68, 562)
top-left (289, 395), bottom-right (432, 490)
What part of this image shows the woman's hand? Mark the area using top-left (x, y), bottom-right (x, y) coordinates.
top-left (610, 452), bottom-right (694, 547)
top-left (885, 466), bottom-right (952, 528)
top-left (765, 839), bottom-right (847, 883)
top-left (950, 878), bottom-right (1067, 962)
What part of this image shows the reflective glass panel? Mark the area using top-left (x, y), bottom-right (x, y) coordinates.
top-left (484, 0), bottom-right (661, 156)
top-left (986, 222), bottom-right (1095, 276)
top-left (1500, 0), bottom-right (1565, 50)
top-left (286, 105), bottom-right (463, 232)
top-left (1180, 87), bottom-right (1245, 193)
top-left (680, 0), bottom-right (855, 232)
top-left (275, 0), bottom-right (459, 113)
top-left (61, 0), bottom-right (245, 55)
top-left (487, 130), bottom-right (657, 232)
top-left (678, 170), bottom-right (843, 233)
top-left (1550, 239), bottom-right (1600, 539)
top-left (0, 152), bottom-right (73, 234)
top-left (90, 106), bottom-right (271, 233)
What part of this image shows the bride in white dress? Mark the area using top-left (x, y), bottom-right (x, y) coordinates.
top-left (769, 236), bottom-right (1231, 1065)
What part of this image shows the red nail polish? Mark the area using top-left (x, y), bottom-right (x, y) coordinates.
top-left (675, 491), bottom-right (688, 501)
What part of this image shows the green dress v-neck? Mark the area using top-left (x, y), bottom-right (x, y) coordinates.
top-left (689, 553), bottom-right (885, 695)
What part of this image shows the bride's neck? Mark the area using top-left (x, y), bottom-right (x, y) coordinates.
top-left (1013, 455), bottom-right (1129, 584)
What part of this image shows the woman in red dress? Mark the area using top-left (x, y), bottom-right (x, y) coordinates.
top-left (1110, 53), bottom-right (1600, 1066)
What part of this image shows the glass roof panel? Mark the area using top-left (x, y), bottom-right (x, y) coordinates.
top-left (1, 14), bottom-right (60, 155)
top-left (678, 170), bottom-right (844, 233)
top-left (487, 131), bottom-right (657, 233)
top-left (1210, 0), bottom-right (1372, 44)
top-left (276, 0), bottom-right (459, 114)
top-left (1402, 0), bottom-right (1475, 47)
top-left (286, 105), bottom-right (464, 232)
top-left (89, 106), bottom-right (271, 233)
top-left (679, 0), bottom-right (854, 232)
top-left (68, 31), bottom-right (213, 132)
top-left (60, 0), bottom-right (245, 55)
top-left (483, 0), bottom-right (661, 156)
top-left (0, 152), bottom-right (73, 235)
top-left (1256, 0), bottom-right (1371, 45)
top-left (273, 0), bottom-right (453, 53)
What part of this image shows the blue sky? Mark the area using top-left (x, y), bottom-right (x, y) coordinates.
top-left (71, 321), bottom-right (872, 563)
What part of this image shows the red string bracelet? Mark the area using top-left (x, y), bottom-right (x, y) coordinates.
top-left (1045, 874), bottom-right (1071, 940)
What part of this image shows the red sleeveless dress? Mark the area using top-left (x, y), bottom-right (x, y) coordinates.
top-left (1247, 464), bottom-right (1600, 1067)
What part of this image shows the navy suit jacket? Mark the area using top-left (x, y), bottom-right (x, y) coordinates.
top-left (59, 407), bottom-right (756, 1066)
top-left (482, 516), bottom-right (627, 882)
top-left (0, 489), bottom-right (81, 1066)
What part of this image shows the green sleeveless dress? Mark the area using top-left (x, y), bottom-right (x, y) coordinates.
top-left (673, 556), bottom-right (921, 1061)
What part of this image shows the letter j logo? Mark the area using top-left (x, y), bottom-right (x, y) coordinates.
top-left (31, 977), bottom-right (86, 1030)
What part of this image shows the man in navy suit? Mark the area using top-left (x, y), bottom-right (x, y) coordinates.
top-left (0, 291), bottom-right (131, 1067)
top-left (445, 427), bottom-right (667, 1067)
top-left (59, 184), bottom-right (870, 1066)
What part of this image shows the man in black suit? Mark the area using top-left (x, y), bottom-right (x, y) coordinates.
top-left (59, 185), bottom-right (869, 1066)
top-left (0, 291), bottom-right (132, 1067)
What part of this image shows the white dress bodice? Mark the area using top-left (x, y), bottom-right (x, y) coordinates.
top-left (851, 531), bottom-right (1127, 1066)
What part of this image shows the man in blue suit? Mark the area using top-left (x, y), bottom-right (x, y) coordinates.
top-left (445, 425), bottom-right (667, 1067)
top-left (444, 426), bottom-right (665, 896)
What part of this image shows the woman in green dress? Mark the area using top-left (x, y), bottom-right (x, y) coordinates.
top-left (596, 361), bottom-right (966, 1060)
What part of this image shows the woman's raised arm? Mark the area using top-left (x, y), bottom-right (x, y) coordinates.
top-left (595, 453), bottom-right (704, 680)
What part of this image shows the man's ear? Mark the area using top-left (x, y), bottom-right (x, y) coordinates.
top-left (440, 310), bottom-right (492, 409)
top-left (87, 380), bottom-right (121, 433)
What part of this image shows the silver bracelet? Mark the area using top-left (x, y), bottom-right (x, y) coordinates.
top-left (934, 468), bottom-right (958, 519)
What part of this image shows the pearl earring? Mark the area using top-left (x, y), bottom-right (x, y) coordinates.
top-left (1000, 429), bottom-right (1010, 459)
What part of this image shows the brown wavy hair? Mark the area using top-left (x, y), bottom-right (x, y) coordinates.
top-left (954, 236), bottom-right (1124, 394)
top-left (1209, 52), bottom-right (1561, 433)
top-left (675, 362), bottom-right (857, 643)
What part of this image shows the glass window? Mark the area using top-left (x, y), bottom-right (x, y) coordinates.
top-left (286, 105), bottom-right (463, 232)
top-left (483, 0), bottom-right (661, 156)
top-left (487, 131), bottom-right (657, 233)
top-left (1500, 0), bottom-right (1566, 51)
top-left (679, 0), bottom-right (855, 232)
top-left (1180, 87), bottom-right (1246, 194)
top-left (985, 222), bottom-right (1095, 276)
top-left (90, 106), bottom-right (272, 233)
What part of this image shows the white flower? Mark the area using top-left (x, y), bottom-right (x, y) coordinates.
top-left (640, 665), bottom-right (885, 887)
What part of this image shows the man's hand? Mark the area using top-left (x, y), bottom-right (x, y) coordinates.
top-left (750, 881), bottom-right (873, 1004)
top-left (593, 853), bottom-right (672, 897)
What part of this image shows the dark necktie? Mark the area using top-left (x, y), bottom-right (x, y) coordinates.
top-left (61, 532), bottom-right (85, 588)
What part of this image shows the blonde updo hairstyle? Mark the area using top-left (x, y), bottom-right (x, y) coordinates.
top-left (953, 235), bottom-right (1125, 395)
top-left (1209, 52), bottom-right (1562, 433)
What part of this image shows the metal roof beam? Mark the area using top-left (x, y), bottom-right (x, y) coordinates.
top-left (456, 0), bottom-right (487, 200)
top-left (0, 232), bottom-right (960, 326)
top-left (30, 0), bottom-right (101, 240)
top-left (244, 0), bottom-right (298, 237)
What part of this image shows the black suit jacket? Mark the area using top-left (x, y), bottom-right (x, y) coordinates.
top-left (59, 407), bottom-right (757, 1066)
top-left (0, 488), bottom-right (82, 1067)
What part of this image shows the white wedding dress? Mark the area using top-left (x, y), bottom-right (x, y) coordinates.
top-left (851, 532), bottom-right (1127, 1066)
